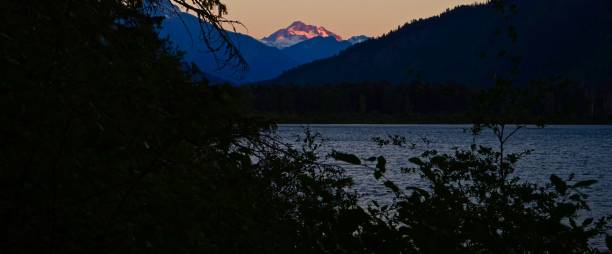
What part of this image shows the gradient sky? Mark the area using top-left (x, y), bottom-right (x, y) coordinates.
top-left (220, 0), bottom-right (482, 39)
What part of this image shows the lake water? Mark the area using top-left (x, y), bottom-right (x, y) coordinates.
top-left (277, 124), bottom-right (612, 248)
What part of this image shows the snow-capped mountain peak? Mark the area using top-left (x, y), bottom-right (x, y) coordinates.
top-left (347, 35), bottom-right (370, 45)
top-left (261, 21), bottom-right (342, 48)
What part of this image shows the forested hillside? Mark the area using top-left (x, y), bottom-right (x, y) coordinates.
top-left (273, 0), bottom-right (612, 87)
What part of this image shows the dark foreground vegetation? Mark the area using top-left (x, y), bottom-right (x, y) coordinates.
top-left (1, 0), bottom-right (611, 253)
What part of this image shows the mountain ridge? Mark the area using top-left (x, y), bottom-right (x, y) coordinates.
top-left (261, 21), bottom-right (343, 48)
top-left (281, 36), bottom-right (352, 65)
top-left (271, 0), bottom-right (612, 87)
top-left (158, 9), bottom-right (298, 84)
top-left (160, 15), bottom-right (370, 83)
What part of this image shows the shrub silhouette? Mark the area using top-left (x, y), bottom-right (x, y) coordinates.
top-left (331, 83), bottom-right (612, 252)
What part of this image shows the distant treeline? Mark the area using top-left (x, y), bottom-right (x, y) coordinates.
top-left (243, 82), bottom-right (612, 124)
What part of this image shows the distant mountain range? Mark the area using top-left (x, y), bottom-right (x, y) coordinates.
top-left (261, 21), bottom-right (343, 48)
top-left (158, 9), bottom-right (368, 84)
top-left (159, 11), bottom-right (296, 84)
top-left (267, 22), bottom-right (370, 65)
top-left (260, 21), bottom-right (370, 49)
top-left (280, 37), bottom-right (352, 65)
top-left (272, 0), bottom-right (612, 87)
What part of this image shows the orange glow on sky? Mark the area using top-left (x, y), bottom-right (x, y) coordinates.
top-left (220, 0), bottom-right (482, 39)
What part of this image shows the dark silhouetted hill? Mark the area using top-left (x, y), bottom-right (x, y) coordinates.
top-left (272, 0), bottom-right (612, 87)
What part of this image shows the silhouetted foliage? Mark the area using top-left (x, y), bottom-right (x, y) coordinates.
top-left (0, 1), bottom-right (361, 253)
top-left (330, 94), bottom-right (612, 252)
top-left (349, 134), bottom-right (612, 252)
